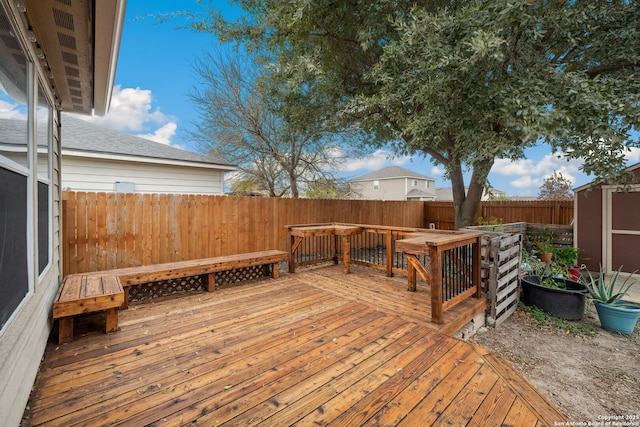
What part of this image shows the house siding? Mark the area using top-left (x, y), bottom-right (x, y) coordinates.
top-left (62, 156), bottom-right (225, 195)
top-left (0, 115), bottom-right (61, 426)
top-left (353, 177), bottom-right (432, 200)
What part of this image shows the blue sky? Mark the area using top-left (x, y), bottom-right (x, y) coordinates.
top-left (75, 0), bottom-right (639, 197)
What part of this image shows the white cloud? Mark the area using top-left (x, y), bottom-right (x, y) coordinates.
top-left (430, 165), bottom-right (444, 176)
top-left (491, 153), bottom-right (582, 194)
top-left (71, 85), bottom-right (179, 146)
top-left (625, 147), bottom-right (640, 163)
top-left (136, 122), bottom-right (178, 146)
top-left (0, 100), bottom-right (27, 119)
top-left (338, 149), bottom-right (410, 172)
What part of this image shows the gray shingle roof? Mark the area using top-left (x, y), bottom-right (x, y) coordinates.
top-left (405, 188), bottom-right (436, 199)
top-left (61, 114), bottom-right (234, 167)
top-left (350, 166), bottom-right (434, 181)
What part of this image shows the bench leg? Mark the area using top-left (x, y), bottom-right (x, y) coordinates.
top-left (122, 287), bottom-right (130, 309)
top-left (58, 317), bottom-right (74, 344)
top-left (272, 262), bottom-right (279, 279)
top-left (105, 308), bottom-right (118, 333)
top-left (207, 273), bottom-right (216, 292)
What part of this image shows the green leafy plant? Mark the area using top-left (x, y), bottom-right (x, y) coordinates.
top-left (537, 242), bottom-right (555, 255)
top-left (582, 265), bottom-right (638, 305)
top-left (554, 246), bottom-right (579, 269)
top-left (532, 262), bottom-right (567, 290)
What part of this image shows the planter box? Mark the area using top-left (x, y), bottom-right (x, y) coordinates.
top-left (521, 275), bottom-right (588, 320)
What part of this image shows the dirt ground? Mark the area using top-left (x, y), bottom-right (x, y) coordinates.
top-left (470, 302), bottom-right (640, 424)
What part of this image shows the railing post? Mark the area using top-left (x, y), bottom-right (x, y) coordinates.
top-left (473, 235), bottom-right (482, 298)
top-left (385, 230), bottom-right (393, 277)
top-left (430, 245), bottom-right (443, 324)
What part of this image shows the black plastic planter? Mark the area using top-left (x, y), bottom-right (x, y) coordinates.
top-left (520, 275), bottom-right (588, 320)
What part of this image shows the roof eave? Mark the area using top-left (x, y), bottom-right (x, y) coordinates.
top-left (92, 0), bottom-right (126, 115)
top-left (62, 148), bottom-right (238, 171)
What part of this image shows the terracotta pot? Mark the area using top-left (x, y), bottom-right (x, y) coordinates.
top-left (537, 252), bottom-right (552, 263)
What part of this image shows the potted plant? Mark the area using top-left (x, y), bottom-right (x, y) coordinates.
top-left (582, 265), bottom-right (640, 334)
top-left (536, 242), bottom-right (554, 263)
top-left (535, 228), bottom-right (555, 263)
top-left (521, 263), bottom-right (589, 320)
top-left (554, 245), bottom-right (581, 280)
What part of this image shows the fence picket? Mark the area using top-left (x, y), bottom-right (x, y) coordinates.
top-left (61, 192), bottom-right (572, 275)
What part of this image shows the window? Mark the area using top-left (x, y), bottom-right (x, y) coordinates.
top-left (0, 7), bottom-right (30, 329)
top-left (37, 86), bottom-right (51, 276)
top-left (412, 179), bottom-right (418, 187)
top-left (0, 4), bottom-right (54, 331)
top-left (373, 180), bottom-right (379, 190)
top-left (425, 181), bottom-right (430, 189)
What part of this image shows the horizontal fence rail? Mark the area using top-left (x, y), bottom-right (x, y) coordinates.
top-left (62, 192), bottom-right (573, 277)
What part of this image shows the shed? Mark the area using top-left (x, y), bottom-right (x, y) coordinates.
top-left (574, 163), bottom-right (640, 274)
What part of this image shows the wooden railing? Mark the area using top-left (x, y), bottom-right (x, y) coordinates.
top-left (287, 223), bottom-right (483, 323)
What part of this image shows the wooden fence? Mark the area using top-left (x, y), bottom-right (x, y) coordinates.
top-left (425, 200), bottom-right (573, 230)
top-left (62, 192), bottom-right (574, 276)
top-left (62, 192), bottom-right (426, 275)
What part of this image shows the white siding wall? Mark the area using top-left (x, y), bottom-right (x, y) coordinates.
top-left (62, 156), bottom-right (225, 195)
top-left (353, 177), bottom-right (434, 200)
top-left (0, 114), bottom-right (61, 426)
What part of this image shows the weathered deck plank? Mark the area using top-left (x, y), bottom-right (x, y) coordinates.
top-left (23, 265), bottom-right (567, 426)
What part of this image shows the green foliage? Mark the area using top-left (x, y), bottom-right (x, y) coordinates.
top-left (194, 0), bottom-right (640, 226)
top-left (554, 246), bottom-right (579, 269)
top-left (582, 265), bottom-right (638, 305)
top-left (304, 178), bottom-right (355, 199)
top-left (518, 303), bottom-right (596, 337)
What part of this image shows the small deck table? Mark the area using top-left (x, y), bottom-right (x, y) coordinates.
top-left (288, 224), bottom-right (363, 274)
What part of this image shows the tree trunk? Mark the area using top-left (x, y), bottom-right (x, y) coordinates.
top-left (289, 171), bottom-right (299, 198)
top-left (450, 158), bottom-right (494, 229)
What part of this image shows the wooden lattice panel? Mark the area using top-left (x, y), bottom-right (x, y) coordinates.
top-left (128, 275), bottom-right (207, 304)
top-left (215, 265), bottom-right (269, 286)
top-left (127, 265), bottom-right (279, 304)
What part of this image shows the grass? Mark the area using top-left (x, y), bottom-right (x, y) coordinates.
top-left (518, 302), bottom-right (597, 337)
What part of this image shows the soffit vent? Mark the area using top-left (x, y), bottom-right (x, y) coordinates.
top-left (52, 8), bottom-right (74, 31)
top-left (25, 0), bottom-right (93, 113)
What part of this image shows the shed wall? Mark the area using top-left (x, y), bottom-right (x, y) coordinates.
top-left (576, 188), bottom-right (603, 271)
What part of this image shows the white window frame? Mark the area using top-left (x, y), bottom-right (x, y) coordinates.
top-left (373, 180), bottom-right (379, 190)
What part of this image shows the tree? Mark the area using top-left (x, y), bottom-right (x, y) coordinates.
top-left (193, 0), bottom-right (640, 227)
top-left (188, 49), bottom-right (354, 197)
top-left (304, 178), bottom-right (356, 199)
top-left (539, 171), bottom-right (573, 200)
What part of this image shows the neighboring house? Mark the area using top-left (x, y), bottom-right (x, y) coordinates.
top-left (0, 1), bottom-right (124, 424)
top-left (435, 186), bottom-right (506, 201)
top-left (574, 162), bottom-right (640, 275)
top-left (349, 166), bottom-right (437, 201)
top-left (60, 114), bottom-right (235, 194)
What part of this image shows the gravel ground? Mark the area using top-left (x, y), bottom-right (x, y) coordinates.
top-left (470, 303), bottom-right (640, 423)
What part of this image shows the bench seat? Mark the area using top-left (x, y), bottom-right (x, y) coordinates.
top-left (53, 250), bottom-right (289, 343)
top-left (53, 275), bottom-right (124, 344)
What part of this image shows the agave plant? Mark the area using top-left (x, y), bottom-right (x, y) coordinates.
top-left (582, 265), bottom-right (638, 305)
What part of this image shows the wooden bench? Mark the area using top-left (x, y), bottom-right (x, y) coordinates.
top-left (53, 275), bottom-right (124, 344)
top-left (53, 250), bottom-right (289, 343)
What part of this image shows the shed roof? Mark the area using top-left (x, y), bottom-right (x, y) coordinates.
top-left (573, 162), bottom-right (640, 193)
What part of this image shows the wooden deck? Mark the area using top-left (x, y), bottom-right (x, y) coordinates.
top-left (23, 265), bottom-right (567, 426)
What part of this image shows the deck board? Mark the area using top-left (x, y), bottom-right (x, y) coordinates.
top-left (23, 265), bottom-right (567, 426)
